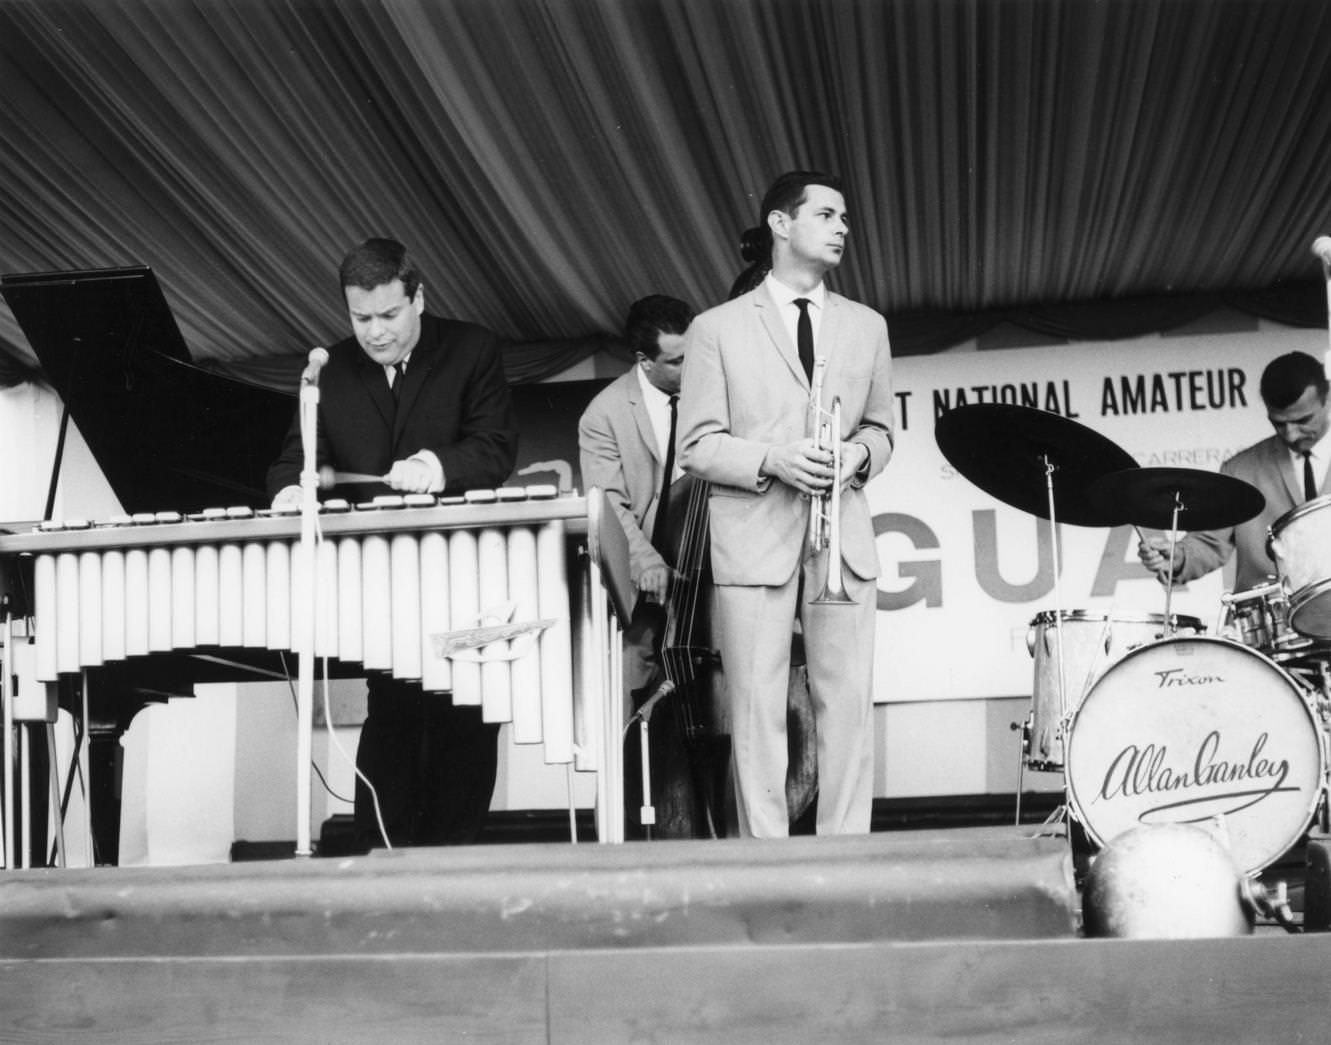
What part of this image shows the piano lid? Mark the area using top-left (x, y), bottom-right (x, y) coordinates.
top-left (1, 265), bottom-right (293, 514)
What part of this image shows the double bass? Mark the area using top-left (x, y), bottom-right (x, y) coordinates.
top-left (625, 474), bottom-right (728, 838)
top-left (627, 472), bottom-right (819, 839)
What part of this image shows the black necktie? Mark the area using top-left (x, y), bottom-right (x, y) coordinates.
top-left (652, 395), bottom-right (678, 553)
top-left (794, 298), bottom-right (814, 381)
top-left (390, 362), bottom-right (405, 406)
top-left (1304, 452), bottom-right (1318, 501)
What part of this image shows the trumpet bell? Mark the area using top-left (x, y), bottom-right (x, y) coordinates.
top-left (810, 585), bottom-right (854, 606)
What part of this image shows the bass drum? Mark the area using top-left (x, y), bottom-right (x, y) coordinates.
top-left (1065, 636), bottom-right (1325, 875)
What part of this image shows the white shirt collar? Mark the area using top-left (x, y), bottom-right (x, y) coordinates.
top-left (764, 271), bottom-right (826, 311)
top-left (635, 362), bottom-right (672, 406)
top-left (635, 364), bottom-right (678, 469)
top-left (1292, 428), bottom-right (1331, 473)
top-left (383, 350), bottom-right (413, 384)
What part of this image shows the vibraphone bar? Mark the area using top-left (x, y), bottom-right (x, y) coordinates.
top-left (0, 488), bottom-right (591, 770)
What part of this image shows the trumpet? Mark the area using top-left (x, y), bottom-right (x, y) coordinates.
top-left (808, 359), bottom-right (854, 605)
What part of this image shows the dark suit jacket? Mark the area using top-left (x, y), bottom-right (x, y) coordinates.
top-left (266, 313), bottom-right (517, 500)
top-left (1173, 434), bottom-right (1326, 591)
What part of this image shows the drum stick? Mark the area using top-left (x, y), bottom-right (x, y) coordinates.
top-left (1133, 525), bottom-right (1173, 583)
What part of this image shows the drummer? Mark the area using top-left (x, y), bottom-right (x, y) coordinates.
top-left (1137, 351), bottom-right (1331, 589)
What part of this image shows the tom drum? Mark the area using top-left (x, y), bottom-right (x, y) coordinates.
top-left (1270, 495), bottom-right (1331, 640)
top-left (1221, 580), bottom-right (1331, 672)
top-left (1026, 610), bottom-right (1202, 771)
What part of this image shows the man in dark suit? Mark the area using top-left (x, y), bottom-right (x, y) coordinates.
top-left (677, 171), bottom-right (894, 838)
top-left (1138, 351), bottom-right (1331, 591)
top-left (267, 237), bottom-right (518, 848)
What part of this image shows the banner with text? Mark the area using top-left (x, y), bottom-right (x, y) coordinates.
top-left (868, 326), bottom-right (1329, 703)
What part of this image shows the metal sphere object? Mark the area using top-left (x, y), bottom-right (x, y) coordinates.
top-left (1081, 823), bottom-right (1256, 938)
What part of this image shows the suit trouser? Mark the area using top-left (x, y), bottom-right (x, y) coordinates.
top-left (714, 551), bottom-right (877, 838)
top-left (354, 675), bottom-right (501, 848)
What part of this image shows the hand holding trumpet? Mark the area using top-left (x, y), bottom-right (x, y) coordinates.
top-left (762, 438), bottom-right (834, 495)
top-left (763, 438), bottom-right (868, 495)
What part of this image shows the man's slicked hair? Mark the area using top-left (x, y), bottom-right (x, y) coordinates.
top-left (760, 169), bottom-right (844, 224)
top-left (1260, 351), bottom-right (1329, 409)
top-left (339, 238), bottom-right (422, 300)
top-left (625, 295), bottom-right (695, 360)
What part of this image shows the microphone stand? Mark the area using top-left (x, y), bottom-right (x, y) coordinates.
top-left (1316, 236), bottom-right (1331, 370)
top-left (295, 348), bottom-right (328, 857)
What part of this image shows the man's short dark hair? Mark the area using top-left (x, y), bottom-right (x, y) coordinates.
top-left (760, 169), bottom-right (844, 223)
top-left (625, 295), bottom-right (694, 360)
top-left (1260, 351), bottom-right (1329, 409)
top-left (740, 170), bottom-right (844, 268)
top-left (339, 238), bottom-right (422, 299)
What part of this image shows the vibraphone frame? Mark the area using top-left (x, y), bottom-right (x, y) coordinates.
top-left (0, 491), bottom-right (629, 865)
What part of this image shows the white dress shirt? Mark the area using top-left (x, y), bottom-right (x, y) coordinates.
top-left (764, 271), bottom-right (826, 359)
top-left (636, 364), bottom-right (681, 481)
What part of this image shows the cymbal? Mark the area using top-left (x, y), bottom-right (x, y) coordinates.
top-left (935, 404), bottom-right (1138, 526)
top-left (1086, 467), bottom-right (1265, 531)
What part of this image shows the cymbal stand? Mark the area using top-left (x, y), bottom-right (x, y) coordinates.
top-left (1161, 491), bottom-right (1183, 635)
top-left (1041, 453), bottom-right (1073, 831)
top-left (1317, 661), bottom-right (1331, 834)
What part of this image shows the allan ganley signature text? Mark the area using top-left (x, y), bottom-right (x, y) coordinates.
top-left (1098, 731), bottom-right (1293, 818)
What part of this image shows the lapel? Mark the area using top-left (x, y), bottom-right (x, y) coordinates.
top-left (820, 292), bottom-right (845, 377)
top-left (626, 369), bottom-right (664, 466)
top-left (753, 284), bottom-right (807, 388)
top-left (1268, 438), bottom-right (1303, 508)
top-left (357, 353), bottom-right (396, 431)
top-left (392, 338), bottom-right (437, 441)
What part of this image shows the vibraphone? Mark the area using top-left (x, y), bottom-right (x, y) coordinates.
top-left (0, 486), bottom-right (629, 859)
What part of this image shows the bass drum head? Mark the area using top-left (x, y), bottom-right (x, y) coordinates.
top-left (1065, 636), bottom-right (1324, 875)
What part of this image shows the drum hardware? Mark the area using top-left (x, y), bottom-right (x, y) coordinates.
top-left (1244, 878), bottom-right (1302, 934)
top-left (936, 404), bottom-right (1139, 830)
top-left (1087, 466), bottom-right (1266, 633)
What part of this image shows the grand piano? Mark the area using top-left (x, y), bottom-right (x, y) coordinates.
top-left (0, 266), bottom-right (628, 865)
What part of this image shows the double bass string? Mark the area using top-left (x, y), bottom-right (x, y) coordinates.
top-left (661, 478), bottom-right (710, 737)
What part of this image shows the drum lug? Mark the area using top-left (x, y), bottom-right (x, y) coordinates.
top-left (1010, 715), bottom-right (1031, 759)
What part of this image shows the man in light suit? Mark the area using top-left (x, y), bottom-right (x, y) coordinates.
top-left (578, 295), bottom-right (694, 693)
top-left (677, 171), bottom-right (894, 837)
top-left (1138, 351), bottom-right (1331, 591)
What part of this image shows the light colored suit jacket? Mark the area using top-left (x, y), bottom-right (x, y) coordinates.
top-left (1173, 434), bottom-right (1326, 591)
top-left (578, 367), bottom-right (669, 587)
top-left (677, 283), bottom-right (894, 586)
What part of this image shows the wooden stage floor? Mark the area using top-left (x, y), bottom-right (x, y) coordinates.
top-left (1, 826), bottom-right (1328, 1044)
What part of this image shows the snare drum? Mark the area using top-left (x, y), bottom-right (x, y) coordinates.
top-left (1025, 610), bottom-right (1203, 771)
top-left (1270, 495), bottom-right (1331, 640)
top-left (1066, 636), bottom-right (1325, 874)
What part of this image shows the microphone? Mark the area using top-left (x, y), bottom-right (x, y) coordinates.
top-left (301, 346), bottom-right (330, 386)
top-left (1312, 236), bottom-right (1331, 266)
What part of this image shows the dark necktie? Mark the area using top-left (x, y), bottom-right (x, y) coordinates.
top-left (390, 362), bottom-right (405, 407)
top-left (1304, 452), bottom-right (1318, 501)
top-left (652, 394), bottom-right (678, 554)
top-left (794, 298), bottom-right (814, 381)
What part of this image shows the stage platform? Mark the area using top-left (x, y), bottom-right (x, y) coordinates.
top-left (1, 826), bottom-right (1328, 1043)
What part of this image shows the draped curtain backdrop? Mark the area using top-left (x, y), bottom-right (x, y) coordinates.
top-left (3, 0), bottom-right (1331, 392)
